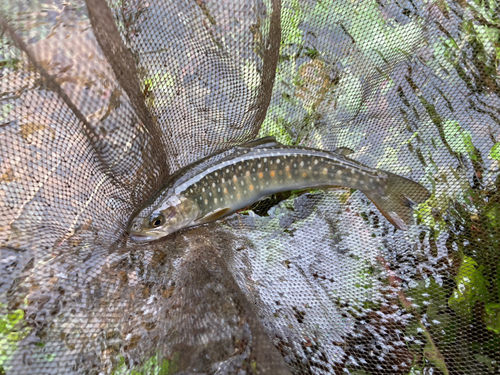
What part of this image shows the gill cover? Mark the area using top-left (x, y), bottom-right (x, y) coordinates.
top-left (128, 195), bottom-right (199, 242)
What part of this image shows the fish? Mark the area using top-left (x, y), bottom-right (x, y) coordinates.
top-left (127, 137), bottom-right (431, 242)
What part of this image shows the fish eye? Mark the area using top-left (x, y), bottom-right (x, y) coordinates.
top-left (149, 214), bottom-right (165, 228)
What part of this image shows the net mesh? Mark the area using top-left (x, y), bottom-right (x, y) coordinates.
top-left (1, 0), bottom-right (499, 374)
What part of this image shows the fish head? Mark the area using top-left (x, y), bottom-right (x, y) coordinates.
top-left (127, 194), bottom-right (199, 243)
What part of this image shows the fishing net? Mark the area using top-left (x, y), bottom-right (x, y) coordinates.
top-left (1, 0), bottom-right (499, 373)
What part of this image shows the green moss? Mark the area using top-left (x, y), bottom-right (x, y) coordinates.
top-left (112, 352), bottom-right (179, 375)
top-left (0, 305), bottom-right (30, 373)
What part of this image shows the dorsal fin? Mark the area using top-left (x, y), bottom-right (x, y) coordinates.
top-left (334, 147), bottom-right (355, 156)
top-left (239, 136), bottom-right (281, 148)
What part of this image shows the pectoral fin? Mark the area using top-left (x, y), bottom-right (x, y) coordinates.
top-left (196, 207), bottom-right (232, 224)
top-left (239, 136), bottom-right (280, 148)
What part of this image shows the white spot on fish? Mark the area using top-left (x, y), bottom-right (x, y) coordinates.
top-left (240, 180), bottom-right (245, 186)
top-left (218, 188), bottom-right (220, 192)
top-left (212, 183), bottom-right (216, 187)
top-left (314, 160), bottom-right (318, 165)
top-left (214, 198), bottom-right (218, 203)
top-left (264, 158), bottom-right (267, 162)
top-left (276, 159), bottom-right (280, 164)
top-left (202, 187), bottom-right (205, 192)
top-left (244, 190), bottom-right (247, 194)
top-left (294, 163), bottom-right (297, 168)
top-left (215, 172), bottom-right (218, 176)
top-left (222, 178), bottom-right (225, 183)
top-left (226, 169), bottom-right (229, 173)
top-left (239, 165), bottom-right (242, 170)
top-left (300, 161), bottom-right (304, 167)
top-left (253, 177), bottom-right (256, 181)
top-left (258, 163), bottom-right (262, 168)
top-left (209, 192), bottom-right (212, 196)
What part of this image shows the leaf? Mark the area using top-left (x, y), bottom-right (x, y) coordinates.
top-left (443, 120), bottom-right (474, 156)
top-left (423, 330), bottom-right (450, 375)
top-left (489, 142), bottom-right (500, 160)
top-left (448, 255), bottom-right (490, 318)
top-left (19, 123), bottom-right (56, 141)
top-left (484, 303), bottom-right (500, 334)
top-left (281, 0), bottom-right (304, 45)
top-left (0, 104), bottom-right (13, 123)
top-left (474, 25), bottom-right (500, 57)
top-left (6, 310), bottom-right (24, 329)
top-left (258, 116), bottom-right (293, 145)
top-left (143, 72), bottom-right (174, 90)
top-left (474, 354), bottom-right (496, 373)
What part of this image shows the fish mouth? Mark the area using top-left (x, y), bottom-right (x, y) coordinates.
top-left (128, 233), bottom-right (157, 243)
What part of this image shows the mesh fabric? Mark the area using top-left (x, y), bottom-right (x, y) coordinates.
top-left (1, 0), bottom-right (500, 374)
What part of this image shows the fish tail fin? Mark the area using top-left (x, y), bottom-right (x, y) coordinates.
top-left (365, 172), bottom-right (431, 230)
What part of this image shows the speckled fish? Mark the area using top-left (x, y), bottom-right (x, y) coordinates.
top-left (127, 137), bottom-right (430, 242)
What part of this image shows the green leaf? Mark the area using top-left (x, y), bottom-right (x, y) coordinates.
top-left (423, 332), bottom-right (450, 375)
top-left (6, 310), bottom-right (24, 328)
top-left (0, 104), bottom-right (13, 122)
top-left (143, 72), bottom-right (174, 90)
top-left (484, 303), bottom-right (500, 334)
top-left (448, 255), bottom-right (490, 318)
top-left (443, 120), bottom-right (475, 156)
top-left (258, 116), bottom-right (293, 145)
top-left (474, 354), bottom-right (496, 373)
top-left (281, 0), bottom-right (304, 45)
top-left (489, 142), bottom-right (500, 160)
